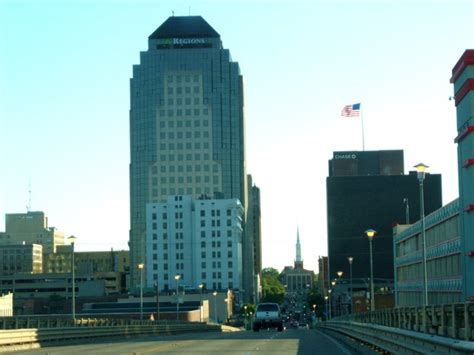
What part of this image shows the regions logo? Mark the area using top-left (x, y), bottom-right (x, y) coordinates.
top-left (171, 38), bottom-right (206, 45)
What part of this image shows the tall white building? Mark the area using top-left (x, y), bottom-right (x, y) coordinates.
top-left (146, 195), bottom-right (243, 291)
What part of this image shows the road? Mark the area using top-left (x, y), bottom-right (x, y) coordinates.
top-left (16, 327), bottom-right (380, 354)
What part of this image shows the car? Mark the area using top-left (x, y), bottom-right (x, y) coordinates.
top-left (298, 323), bottom-right (309, 329)
top-left (252, 303), bottom-right (284, 332)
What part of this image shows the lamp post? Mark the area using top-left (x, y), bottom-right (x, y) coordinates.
top-left (224, 298), bottom-right (229, 324)
top-left (324, 296), bottom-right (329, 321)
top-left (154, 281), bottom-right (160, 321)
top-left (244, 305), bottom-right (248, 329)
top-left (138, 263), bottom-right (144, 320)
top-left (348, 257), bottom-right (354, 314)
top-left (175, 274), bottom-right (181, 321)
top-left (365, 229), bottom-right (376, 311)
top-left (336, 271), bottom-right (344, 315)
top-left (67, 235), bottom-right (77, 322)
top-left (198, 283), bottom-right (204, 322)
top-left (328, 289), bottom-right (332, 319)
top-left (212, 291), bottom-right (218, 323)
top-left (414, 163), bottom-right (429, 306)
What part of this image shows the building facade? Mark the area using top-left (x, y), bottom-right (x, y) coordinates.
top-left (0, 292), bottom-right (13, 317)
top-left (0, 244), bottom-right (43, 275)
top-left (451, 49), bottom-right (474, 302)
top-left (145, 195), bottom-right (244, 292)
top-left (44, 248), bottom-right (129, 294)
top-left (129, 16), bottom-right (251, 291)
top-left (0, 211), bottom-right (64, 255)
top-left (326, 150), bottom-right (442, 304)
top-left (394, 199), bottom-right (461, 306)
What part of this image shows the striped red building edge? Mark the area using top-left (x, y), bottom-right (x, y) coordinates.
top-left (450, 49), bottom-right (474, 84)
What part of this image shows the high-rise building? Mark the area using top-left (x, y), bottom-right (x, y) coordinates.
top-left (0, 211), bottom-right (64, 255)
top-left (129, 16), bottom-right (251, 291)
top-left (145, 195), bottom-right (244, 292)
top-left (326, 150), bottom-right (442, 303)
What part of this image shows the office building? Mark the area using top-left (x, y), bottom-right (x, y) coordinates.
top-left (326, 150), bottom-right (442, 306)
top-left (0, 211), bottom-right (64, 255)
top-left (145, 195), bottom-right (244, 292)
top-left (45, 248), bottom-right (129, 294)
top-left (0, 244), bottom-right (43, 275)
top-left (129, 16), bottom-right (256, 297)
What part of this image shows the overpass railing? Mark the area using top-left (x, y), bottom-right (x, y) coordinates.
top-left (318, 302), bottom-right (474, 354)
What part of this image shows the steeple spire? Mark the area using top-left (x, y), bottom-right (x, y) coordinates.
top-left (295, 226), bottom-right (303, 268)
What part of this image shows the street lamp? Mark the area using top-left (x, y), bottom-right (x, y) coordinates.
top-left (244, 305), bottom-right (248, 329)
top-left (414, 162), bottom-right (429, 306)
top-left (365, 229), bottom-right (376, 311)
top-left (212, 291), bottom-right (218, 323)
top-left (175, 274), bottom-right (181, 321)
top-left (337, 271), bottom-right (343, 278)
top-left (348, 257), bottom-right (354, 314)
top-left (67, 235), bottom-right (77, 322)
top-left (154, 281), bottom-right (160, 321)
top-left (198, 283), bottom-right (204, 322)
top-left (324, 296), bottom-right (329, 320)
top-left (224, 298), bottom-right (229, 324)
top-left (138, 263), bottom-right (144, 320)
top-left (328, 289), bottom-right (332, 319)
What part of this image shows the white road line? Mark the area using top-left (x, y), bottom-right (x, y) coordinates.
top-left (314, 329), bottom-right (353, 355)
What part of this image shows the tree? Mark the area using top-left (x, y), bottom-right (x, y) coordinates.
top-left (261, 268), bottom-right (285, 304)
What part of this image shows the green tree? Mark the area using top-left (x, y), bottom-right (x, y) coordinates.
top-left (261, 267), bottom-right (285, 304)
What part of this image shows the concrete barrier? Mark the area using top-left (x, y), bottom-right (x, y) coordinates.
top-left (0, 322), bottom-right (224, 353)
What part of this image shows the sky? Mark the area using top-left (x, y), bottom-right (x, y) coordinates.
top-left (1, 0), bottom-right (473, 274)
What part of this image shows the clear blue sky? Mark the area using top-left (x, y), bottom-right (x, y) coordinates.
top-left (1, 0), bottom-right (473, 273)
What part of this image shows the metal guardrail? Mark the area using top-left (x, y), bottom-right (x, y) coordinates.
top-left (336, 302), bottom-right (474, 341)
top-left (318, 302), bottom-right (474, 354)
top-left (0, 321), bottom-right (222, 352)
top-left (318, 321), bottom-right (474, 354)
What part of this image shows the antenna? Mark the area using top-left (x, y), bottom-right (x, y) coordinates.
top-left (172, 10), bottom-right (174, 16)
top-left (27, 180), bottom-right (32, 212)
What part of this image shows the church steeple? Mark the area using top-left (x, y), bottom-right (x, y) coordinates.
top-left (295, 227), bottom-right (303, 269)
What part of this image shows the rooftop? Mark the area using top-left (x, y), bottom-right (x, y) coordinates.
top-left (149, 16), bottom-right (220, 39)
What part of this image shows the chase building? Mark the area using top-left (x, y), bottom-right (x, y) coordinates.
top-left (129, 16), bottom-right (249, 292)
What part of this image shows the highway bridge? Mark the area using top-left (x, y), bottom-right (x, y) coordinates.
top-left (1, 303), bottom-right (474, 354)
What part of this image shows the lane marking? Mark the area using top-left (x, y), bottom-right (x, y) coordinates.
top-left (314, 329), bottom-right (353, 355)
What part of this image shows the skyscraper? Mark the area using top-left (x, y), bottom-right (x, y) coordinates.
top-left (326, 150), bottom-right (442, 302)
top-left (129, 16), bottom-right (248, 290)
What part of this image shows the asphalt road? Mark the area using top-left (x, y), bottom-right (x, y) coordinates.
top-left (15, 327), bottom-right (381, 355)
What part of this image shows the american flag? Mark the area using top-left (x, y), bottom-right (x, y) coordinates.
top-left (341, 103), bottom-right (361, 117)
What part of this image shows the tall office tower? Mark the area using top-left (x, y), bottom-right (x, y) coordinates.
top-left (129, 16), bottom-right (247, 288)
top-left (326, 150), bottom-right (442, 299)
top-left (244, 175), bottom-right (262, 302)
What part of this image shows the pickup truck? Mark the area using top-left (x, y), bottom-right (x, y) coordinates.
top-left (253, 303), bottom-right (284, 332)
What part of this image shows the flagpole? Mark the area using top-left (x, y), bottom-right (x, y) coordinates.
top-left (361, 106), bottom-right (365, 151)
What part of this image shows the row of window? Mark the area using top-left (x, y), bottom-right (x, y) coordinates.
top-left (166, 74), bottom-right (200, 83)
top-left (152, 164), bottom-right (219, 174)
top-left (158, 130), bottom-right (210, 140)
top-left (152, 187), bottom-right (219, 197)
top-left (166, 86), bottom-right (200, 95)
top-left (159, 107), bottom-right (209, 117)
top-left (158, 153), bottom-right (213, 163)
top-left (153, 175), bottom-right (218, 184)
top-left (158, 141), bottom-right (210, 150)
